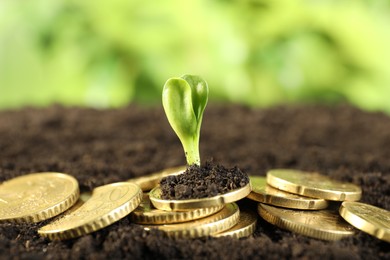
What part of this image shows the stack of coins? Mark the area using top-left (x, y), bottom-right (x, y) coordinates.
top-left (248, 169), bottom-right (390, 242)
top-left (128, 166), bottom-right (257, 239)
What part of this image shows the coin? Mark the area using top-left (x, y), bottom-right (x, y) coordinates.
top-left (0, 172), bottom-right (79, 223)
top-left (38, 182), bottom-right (142, 240)
top-left (212, 209), bottom-right (257, 239)
top-left (127, 166), bottom-right (186, 191)
top-left (143, 203), bottom-right (240, 239)
top-left (339, 201), bottom-right (390, 242)
top-left (258, 203), bottom-right (355, 240)
top-left (130, 194), bottom-right (224, 224)
top-left (247, 176), bottom-right (328, 210)
top-left (63, 192), bottom-right (92, 213)
top-left (149, 183), bottom-right (251, 211)
top-left (267, 169), bottom-right (362, 201)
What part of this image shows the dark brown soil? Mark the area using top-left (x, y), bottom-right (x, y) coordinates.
top-left (159, 162), bottom-right (249, 200)
top-left (0, 104), bottom-right (389, 260)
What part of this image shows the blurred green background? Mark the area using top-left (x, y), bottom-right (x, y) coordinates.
top-left (1, 0), bottom-right (390, 112)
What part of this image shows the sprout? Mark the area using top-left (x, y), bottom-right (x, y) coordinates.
top-left (162, 75), bottom-right (209, 166)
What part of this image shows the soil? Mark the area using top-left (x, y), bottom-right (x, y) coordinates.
top-left (0, 104), bottom-right (389, 260)
top-left (160, 162), bottom-right (249, 200)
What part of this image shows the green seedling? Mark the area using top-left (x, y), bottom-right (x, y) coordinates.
top-left (162, 75), bottom-right (208, 166)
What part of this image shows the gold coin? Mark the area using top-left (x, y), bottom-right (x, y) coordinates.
top-left (127, 166), bottom-right (186, 191)
top-left (247, 176), bottom-right (328, 210)
top-left (130, 194), bottom-right (224, 224)
top-left (339, 201), bottom-right (390, 242)
top-left (267, 169), bottom-right (362, 201)
top-left (212, 209), bottom-right (257, 239)
top-left (149, 183), bottom-right (251, 211)
top-left (0, 172), bottom-right (79, 223)
top-left (38, 182), bottom-right (142, 240)
top-left (258, 203), bottom-right (355, 240)
top-left (143, 203), bottom-right (240, 239)
top-left (79, 191), bottom-right (92, 202)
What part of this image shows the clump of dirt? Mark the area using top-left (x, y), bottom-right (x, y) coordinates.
top-left (159, 161), bottom-right (249, 199)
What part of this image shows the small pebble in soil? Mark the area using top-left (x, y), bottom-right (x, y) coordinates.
top-left (159, 161), bottom-right (249, 200)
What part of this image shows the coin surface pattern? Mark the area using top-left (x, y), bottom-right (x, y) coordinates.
top-left (339, 201), bottom-right (390, 242)
top-left (130, 194), bottom-right (224, 224)
top-left (248, 176), bottom-right (328, 210)
top-left (267, 169), bottom-right (362, 201)
top-left (127, 166), bottom-right (186, 191)
top-left (212, 209), bottom-right (257, 239)
top-left (0, 172), bottom-right (79, 223)
top-left (38, 182), bottom-right (142, 240)
top-left (143, 203), bottom-right (240, 238)
top-left (258, 203), bottom-right (355, 240)
top-left (149, 183), bottom-right (251, 211)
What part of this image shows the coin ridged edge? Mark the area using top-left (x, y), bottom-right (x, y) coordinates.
top-left (149, 183), bottom-right (252, 211)
top-left (130, 205), bottom-right (224, 224)
top-left (339, 202), bottom-right (390, 242)
top-left (0, 173), bottom-right (80, 223)
top-left (39, 183), bottom-right (143, 240)
top-left (266, 170), bottom-right (362, 201)
top-left (146, 203), bottom-right (240, 239)
top-left (247, 191), bottom-right (328, 210)
top-left (212, 211), bottom-right (257, 239)
top-left (258, 204), bottom-right (354, 241)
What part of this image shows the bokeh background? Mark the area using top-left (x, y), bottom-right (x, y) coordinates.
top-left (1, 0), bottom-right (390, 112)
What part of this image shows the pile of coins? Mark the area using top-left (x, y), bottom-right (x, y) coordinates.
top-left (0, 172), bottom-right (143, 240)
top-left (0, 168), bottom-right (389, 243)
top-left (129, 166), bottom-right (257, 239)
top-left (248, 169), bottom-right (389, 242)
